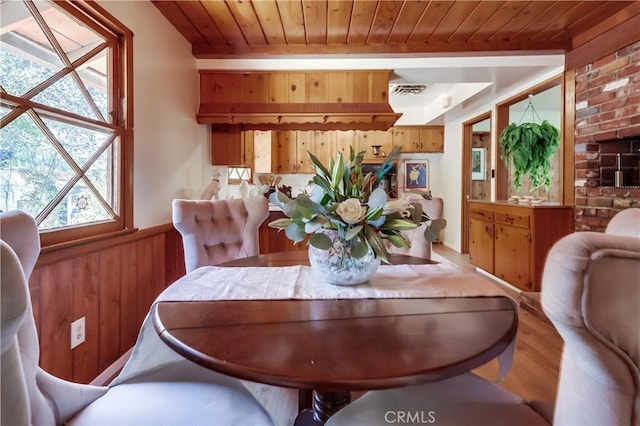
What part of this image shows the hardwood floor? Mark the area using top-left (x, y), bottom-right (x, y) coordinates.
top-left (254, 246), bottom-right (563, 425)
top-left (433, 244), bottom-right (562, 405)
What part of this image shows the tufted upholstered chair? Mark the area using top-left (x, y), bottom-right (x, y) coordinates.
top-left (0, 210), bottom-right (275, 426)
top-left (387, 197), bottom-right (443, 260)
top-left (172, 197), bottom-right (269, 273)
top-left (328, 208), bottom-right (640, 426)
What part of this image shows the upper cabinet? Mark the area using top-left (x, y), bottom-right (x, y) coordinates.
top-left (211, 125), bottom-right (250, 166)
top-left (392, 126), bottom-right (444, 153)
top-left (274, 131), bottom-right (314, 174)
top-left (356, 130), bottom-right (393, 162)
top-left (197, 70), bottom-right (401, 131)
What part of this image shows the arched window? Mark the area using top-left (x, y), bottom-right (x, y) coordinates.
top-left (1, 0), bottom-right (132, 247)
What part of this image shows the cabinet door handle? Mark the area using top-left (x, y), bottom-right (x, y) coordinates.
top-left (505, 215), bottom-right (515, 225)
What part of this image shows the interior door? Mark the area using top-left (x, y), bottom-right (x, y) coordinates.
top-left (461, 113), bottom-right (492, 254)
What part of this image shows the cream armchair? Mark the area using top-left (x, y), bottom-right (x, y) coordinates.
top-left (172, 197), bottom-right (269, 272)
top-left (0, 210), bottom-right (275, 425)
top-left (328, 208), bottom-right (640, 426)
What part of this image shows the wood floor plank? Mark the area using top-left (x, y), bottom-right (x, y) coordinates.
top-left (434, 245), bottom-right (562, 404)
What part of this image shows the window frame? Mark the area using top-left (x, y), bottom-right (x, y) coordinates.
top-left (2, 0), bottom-right (133, 249)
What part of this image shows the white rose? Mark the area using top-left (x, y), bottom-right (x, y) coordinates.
top-left (336, 198), bottom-right (367, 224)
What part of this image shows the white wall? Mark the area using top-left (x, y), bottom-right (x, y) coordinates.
top-left (437, 68), bottom-right (563, 252)
top-left (98, 1), bottom-right (208, 229)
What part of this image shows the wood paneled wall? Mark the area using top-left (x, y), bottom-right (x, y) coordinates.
top-left (30, 225), bottom-right (185, 384)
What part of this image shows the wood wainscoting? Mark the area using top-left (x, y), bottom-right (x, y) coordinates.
top-left (30, 224), bottom-right (186, 384)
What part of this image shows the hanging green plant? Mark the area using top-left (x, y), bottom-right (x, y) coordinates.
top-left (499, 96), bottom-right (560, 191)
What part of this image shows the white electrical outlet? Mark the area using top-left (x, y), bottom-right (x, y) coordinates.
top-left (70, 317), bottom-right (86, 349)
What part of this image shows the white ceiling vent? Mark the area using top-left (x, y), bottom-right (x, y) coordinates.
top-left (391, 84), bottom-right (428, 95)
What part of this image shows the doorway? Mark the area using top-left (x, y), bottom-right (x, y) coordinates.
top-left (461, 112), bottom-right (491, 254)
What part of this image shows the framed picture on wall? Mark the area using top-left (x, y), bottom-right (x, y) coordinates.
top-left (402, 158), bottom-right (429, 190)
top-left (471, 147), bottom-right (486, 181)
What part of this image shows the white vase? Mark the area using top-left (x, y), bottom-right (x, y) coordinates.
top-left (308, 230), bottom-right (380, 286)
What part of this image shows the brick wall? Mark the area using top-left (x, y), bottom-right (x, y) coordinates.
top-left (574, 41), bottom-right (640, 232)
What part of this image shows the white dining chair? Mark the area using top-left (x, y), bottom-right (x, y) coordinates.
top-left (172, 197), bottom-right (269, 272)
top-left (0, 210), bottom-right (275, 425)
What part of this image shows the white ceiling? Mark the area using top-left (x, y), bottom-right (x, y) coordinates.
top-left (197, 53), bottom-right (565, 126)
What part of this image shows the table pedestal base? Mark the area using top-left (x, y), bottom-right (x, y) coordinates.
top-left (294, 391), bottom-right (351, 426)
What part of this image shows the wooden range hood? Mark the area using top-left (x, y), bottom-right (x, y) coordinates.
top-left (197, 70), bottom-right (402, 131)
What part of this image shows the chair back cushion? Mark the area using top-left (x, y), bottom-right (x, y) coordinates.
top-left (0, 211), bottom-right (107, 425)
top-left (541, 223), bottom-right (640, 425)
top-left (173, 197), bottom-right (269, 272)
top-left (606, 208), bottom-right (640, 238)
top-left (1, 241), bottom-right (31, 426)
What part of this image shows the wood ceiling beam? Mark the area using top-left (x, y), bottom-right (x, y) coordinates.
top-left (192, 39), bottom-right (571, 58)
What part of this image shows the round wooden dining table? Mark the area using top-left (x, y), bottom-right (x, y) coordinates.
top-left (152, 251), bottom-right (518, 425)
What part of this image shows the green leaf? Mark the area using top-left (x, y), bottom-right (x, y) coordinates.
top-left (387, 233), bottom-right (410, 248)
top-left (285, 223), bottom-right (306, 243)
top-left (331, 151), bottom-right (344, 189)
top-left (309, 232), bottom-right (332, 250)
top-left (345, 225), bottom-right (363, 241)
top-left (308, 151), bottom-right (330, 179)
top-left (365, 205), bottom-right (383, 221)
top-left (268, 218), bottom-right (293, 229)
top-left (365, 225), bottom-right (390, 264)
top-left (381, 218), bottom-right (418, 230)
top-left (350, 240), bottom-right (367, 258)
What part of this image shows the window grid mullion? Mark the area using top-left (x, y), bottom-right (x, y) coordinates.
top-left (1, 92), bottom-right (118, 132)
top-left (23, 0), bottom-right (105, 124)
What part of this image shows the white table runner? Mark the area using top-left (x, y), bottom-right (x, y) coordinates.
top-left (114, 256), bottom-right (514, 386)
top-left (158, 263), bottom-right (508, 302)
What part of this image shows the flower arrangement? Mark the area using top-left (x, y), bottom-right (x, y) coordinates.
top-left (268, 147), bottom-right (430, 264)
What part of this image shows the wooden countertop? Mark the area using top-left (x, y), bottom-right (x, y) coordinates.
top-left (468, 199), bottom-right (570, 208)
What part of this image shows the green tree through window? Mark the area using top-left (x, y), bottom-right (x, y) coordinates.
top-left (1, 0), bottom-right (126, 238)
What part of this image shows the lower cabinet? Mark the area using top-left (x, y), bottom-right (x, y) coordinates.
top-left (259, 210), bottom-right (300, 254)
top-left (468, 204), bottom-right (494, 274)
top-left (468, 201), bottom-right (574, 292)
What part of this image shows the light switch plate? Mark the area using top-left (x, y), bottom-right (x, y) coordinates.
top-left (70, 317), bottom-right (85, 349)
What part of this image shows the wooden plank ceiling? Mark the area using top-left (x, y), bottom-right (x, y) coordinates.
top-left (151, 0), bottom-right (636, 58)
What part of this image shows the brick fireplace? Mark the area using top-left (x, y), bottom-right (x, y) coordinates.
top-left (574, 40), bottom-right (640, 232)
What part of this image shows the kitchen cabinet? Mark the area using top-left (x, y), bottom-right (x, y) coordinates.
top-left (259, 210), bottom-right (300, 254)
top-left (211, 125), bottom-right (249, 166)
top-left (468, 201), bottom-right (574, 292)
top-left (314, 130), bottom-right (337, 166)
top-left (335, 130), bottom-right (355, 158)
top-left (392, 126), bottom-right (444, 153)
top-left (198, 70), bottom-right (401, 130)
top-left (493, 209), bottom-right (531, 291)
top-left (275, 131), bottom-right (314, 173)
top-left (356, 129), bottom-right (393, 163)
top-left (213, 126), bottom-right (444, 171)
top-left (468, 204), bottom-right (494, 274)
top-left (253, 130), bottom-right (277, 173)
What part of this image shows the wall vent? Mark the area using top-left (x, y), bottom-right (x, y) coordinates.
top-left (391, 84), bottom-right (427, 95)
